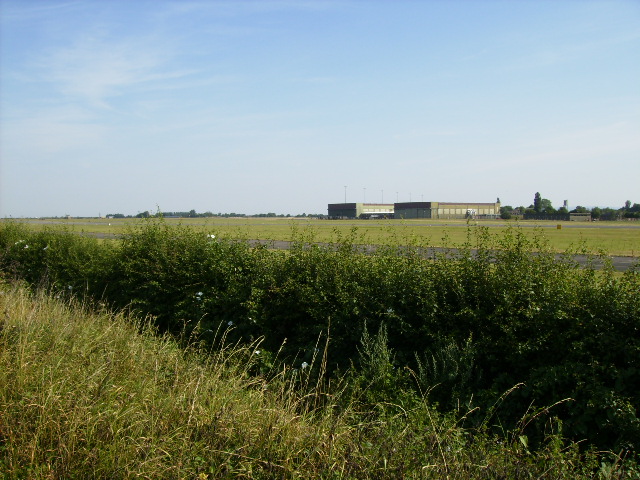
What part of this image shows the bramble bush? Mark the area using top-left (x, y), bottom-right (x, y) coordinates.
top-left (1, 218), bottom-right (639, 455)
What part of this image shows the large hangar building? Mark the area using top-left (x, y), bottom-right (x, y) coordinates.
top-left (394, 201), bottom-right (501, 219)
top-left (327, 201), bottom-right (500, 219)
top-left (327, 203), bottom-right (394, 219)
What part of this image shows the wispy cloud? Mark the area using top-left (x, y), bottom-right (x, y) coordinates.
top-left (503, 25), bottom-right (640, 73)
top-left (392, 129), bottom-right (458, 140)
top-left (470, 120), bottom-right (640, 174)
top-left (0, 1), bottom-right (84, 21)
top-left (32, 32), bottom-right (189, 109)
top-left (4, 104), bottom-right (108, 155)
top-left (160, 0), bottom-right (343, 17)
top-left (291, 76), bottom-right (337, 84)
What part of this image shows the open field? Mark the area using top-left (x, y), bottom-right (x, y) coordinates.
top-left (6, 217), bottom-right (640, 257)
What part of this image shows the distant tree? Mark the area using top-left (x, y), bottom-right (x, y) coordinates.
top-left (557, 206), bottom-right (569, 215)
top-left (625, 200), bottom-right (632, 210)
top-left (500, 205), bottom-right (513, 219)
top-left (533, 192), bottom-right (542, 213)
top-left (600, 208), bottom-right (619, 221)
top-left (540, 198), bottom-right (555, 213)
top-left (623, 204), bottom-right (640, 218)
top-left (570, 206), bottom-right (588, 214)
top-left (591, 207), bottom-right (602, 219)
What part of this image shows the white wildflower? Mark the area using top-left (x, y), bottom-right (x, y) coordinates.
top-left (254, 350), bottom-right (261, 355)
top-left (43, 245), bottom-right (49, 251)
top-left (301, 362), bottom-right (309, 369)
top-left (227, 320), bottom-right (234, 326)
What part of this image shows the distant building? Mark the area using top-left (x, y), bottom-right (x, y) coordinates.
top-left (327, 203), bottom-right (394, 219)
top-left (569, 212), bottom-right (592, 222)
top-left (327, 201), bottom-right (501, 220)
top-left (394, 201), bottom-right (500, 219)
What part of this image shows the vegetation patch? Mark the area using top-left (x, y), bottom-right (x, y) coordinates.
top-left (1, 219), bottom-right (639, 476)
top-left (1, 284), bottom-right (635, 478)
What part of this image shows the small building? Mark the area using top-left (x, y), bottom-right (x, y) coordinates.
top-left (569, 212), bottom-right (592, 222)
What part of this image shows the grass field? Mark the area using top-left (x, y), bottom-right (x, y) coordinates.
top-left (6, 217), bottom-right (640, 257)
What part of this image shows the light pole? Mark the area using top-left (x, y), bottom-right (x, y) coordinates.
top-left (363, 187), bottom-right (366, 203)
top-left (344, 186), bottom-right (347, 204)
top-left (381, 189), bottom-right (384, 203)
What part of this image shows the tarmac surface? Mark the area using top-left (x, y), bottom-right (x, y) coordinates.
top-left (245, 239), bottom-right (638, 272)
top-left (7, 219), bottom-right (638, 272)
top-left (79, 233), bottom-right (637, 272)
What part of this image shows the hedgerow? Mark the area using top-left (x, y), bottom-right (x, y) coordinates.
top-left (1, 218), bottom-right (639, 457)
top-left (4, 283), bottom-right (627, 479)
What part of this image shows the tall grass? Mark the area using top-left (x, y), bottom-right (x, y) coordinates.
top-left (2, 283), bottom-right (635, 478)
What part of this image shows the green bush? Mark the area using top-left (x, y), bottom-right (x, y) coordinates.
top-left (0, 221), bottom-right (113, 296)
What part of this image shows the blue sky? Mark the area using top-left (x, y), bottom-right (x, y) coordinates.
top-left (1, 0), bottom-right (639, 217)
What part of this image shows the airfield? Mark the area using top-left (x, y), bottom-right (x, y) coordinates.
top-left (6, 217), bottom-right (639, 272)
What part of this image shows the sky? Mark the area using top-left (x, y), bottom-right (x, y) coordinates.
top-left (1, 0), bottom-right (639, 217)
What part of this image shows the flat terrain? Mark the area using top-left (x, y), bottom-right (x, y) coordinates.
top-left (6, 217), bottom-right (640, 258)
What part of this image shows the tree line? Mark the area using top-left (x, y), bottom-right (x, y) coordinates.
top-left (500, 194), bottom-right (640, 220)
top-left (106, 210), bottom-right (324, 219)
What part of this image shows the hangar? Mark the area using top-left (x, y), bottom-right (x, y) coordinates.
top-left (327, 201), bottom-right (501, 219)
top-left (394, 201), bottom-right (501, 219)
top-left (327, 203), bottom-right (394, 219)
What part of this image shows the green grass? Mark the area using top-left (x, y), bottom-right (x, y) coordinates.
top-left (2, 283), bottom-right (635, 479)
top-left (5, 217), bottom-right (640, 256)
